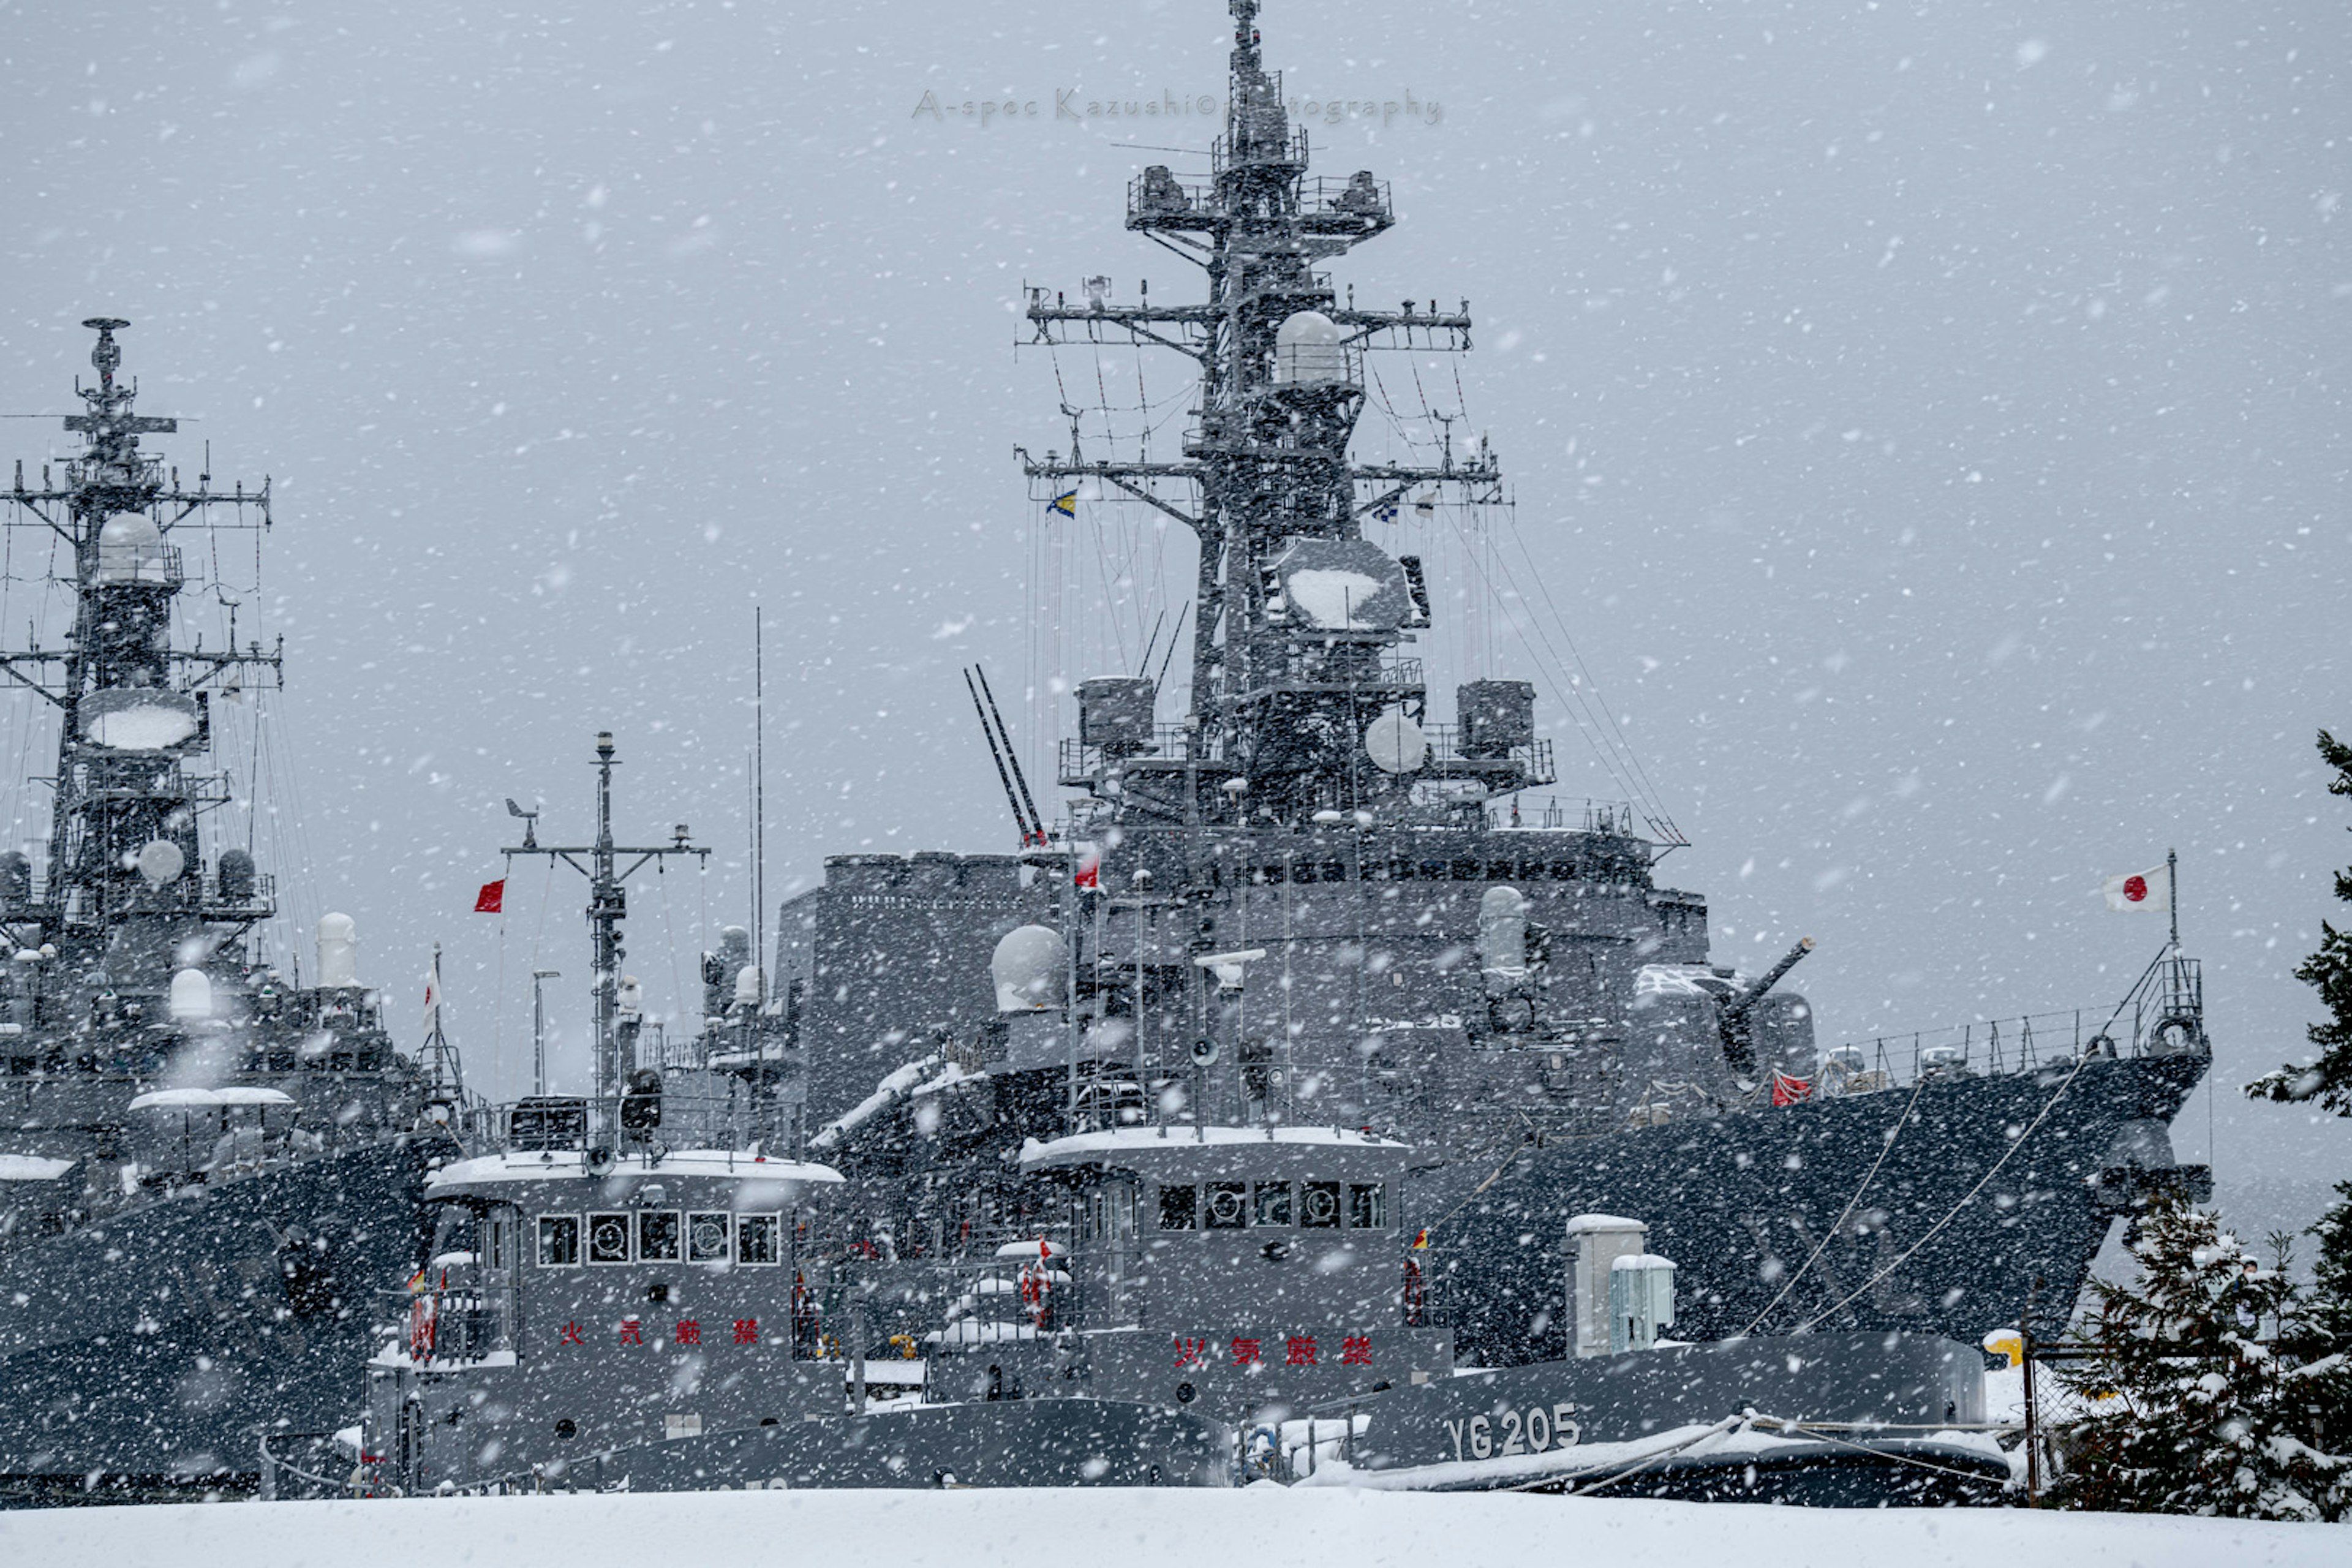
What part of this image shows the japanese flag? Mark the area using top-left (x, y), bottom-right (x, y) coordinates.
top-left (2102, 863), bottom-right (2171, 912)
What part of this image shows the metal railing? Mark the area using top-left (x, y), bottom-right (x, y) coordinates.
top-left (1819, 956), bottom-right (2206, 1093)
top-left (464, 1090), bottom-right (794, 1158)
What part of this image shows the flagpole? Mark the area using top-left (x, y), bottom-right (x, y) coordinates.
top-left (2168, 845), bottom-right (2179, 952)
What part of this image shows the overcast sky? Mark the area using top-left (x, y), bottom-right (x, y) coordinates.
top-left (3, 0), bottom-right (2346, 1234)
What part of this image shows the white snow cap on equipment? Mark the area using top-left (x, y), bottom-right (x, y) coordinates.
top-left (2101, 862), bottom-right (2171, 912)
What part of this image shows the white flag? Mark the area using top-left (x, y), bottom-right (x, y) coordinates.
top-left (2102, 863), bottom-right (2171, 912)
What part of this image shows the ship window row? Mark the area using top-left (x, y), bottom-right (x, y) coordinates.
top-left (535, 1211), bottom-right (781, 1268)
top-left (1155, 1180), bottom-right (1385, 1232)
top-left (1231, 858), bottom-right (1638, 889)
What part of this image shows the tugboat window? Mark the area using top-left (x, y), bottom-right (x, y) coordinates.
top-left (1252, 1181), bottom-right (1292, 1227)
top-left (1346, 1183), bottom-right (1386, 1229)
top-left (1204, 1181), bottom-right (1248, 1229)
top-left (688, 1212), bottom-right (731, 1263)
top-left (1300, 1181), bottom-right (1342, 1229)
top-left (587, 1212), bottom-right (631, 1264)
top-left (537, 1215), bottom-right (581, 1267)
top-left (1156, 1184), bottom-right (1197, 1230)
top-left (637, 1210), bottom-right (682, 1262)
top-left (736, 1213), bottom-right (781, 1265)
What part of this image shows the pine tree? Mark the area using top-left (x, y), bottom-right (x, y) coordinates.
top-left (2247, 729), bottom-right (2352, 1115)
top-left (2291, 1182), bottom-right (2352, 1461)
top-left (2051, 1198), bottom-right (2348, 1520)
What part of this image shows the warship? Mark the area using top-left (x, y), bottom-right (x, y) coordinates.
top-left (774, 0), bottom-right (2213, 1371)
top-left (0, 321), bottom-right (453, 1502)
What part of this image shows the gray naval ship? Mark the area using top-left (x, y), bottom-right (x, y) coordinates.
top-left (0, 321), bottom-right (453, 1502)
top-left (778, 0), bottom-right (2214, 1370)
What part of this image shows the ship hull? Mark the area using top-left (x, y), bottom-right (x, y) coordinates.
top-left (0, 1134), bottom-right (451, 1503)
top-left (1434, 1050), bottom-right (2209, 1365)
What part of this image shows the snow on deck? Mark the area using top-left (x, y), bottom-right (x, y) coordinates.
top-left (1022, 1125), bottom-right (1408, 1167)
top-left (0, 1153), bottom-right (75, 1182)
top-left (1, 1485), bottom-right (2337, 1568)
top-left (427, 1150), bottom-right (842, 1193)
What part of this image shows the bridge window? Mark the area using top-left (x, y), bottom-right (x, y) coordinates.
top-left (688, 1212), bottom-right (731, 1264)
top-left (1156, 1183), bottom-right (1197, 1230)
top-left (1300, 1181), bottom-right (1342, 1229)
top-left (1347, 1183), bottom-right (1387, 1230)
top-left (1252, 1180), bottom-right (1293, 1227)
top-left (736, 1213), bottom-right (781, 1265)
top-left (637, 1210), bottom-right (682, 1262)
top-left (1204, 1181), bottom-right (1248, 1229)
top-left (537, 1214), bottom-right (581, 1267)
top-left (587, 1212), bottom-right (631, 1265)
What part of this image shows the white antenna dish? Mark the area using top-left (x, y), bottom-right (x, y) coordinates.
top-left (1363, 711), bottom-right (1427, 774)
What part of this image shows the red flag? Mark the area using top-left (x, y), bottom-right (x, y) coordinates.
top-left (1072, 843), bottom-right (1101, 890)
top-left (473, 879), bottom-right (505, 914)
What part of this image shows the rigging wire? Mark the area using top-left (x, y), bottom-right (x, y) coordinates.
top-left (1735, 1073), bottom-right (1932, 1336)
top-left (1441, 507), bottom-right (1680, 839)
top-left (1496, 513), bottom-right (1683, 840)
top-left (1793, 1049), bottom-right (2098, 1333)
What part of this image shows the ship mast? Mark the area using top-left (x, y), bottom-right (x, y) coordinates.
top-left (1, 318), bottom-right (283, 981)
top-left (502, 732), bottom-right (708, 1102)
top-left (1019, 0), bottom-right (1520, 825)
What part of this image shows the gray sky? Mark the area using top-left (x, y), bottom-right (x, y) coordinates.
top-left (3, 0), bottom-right (2346, 1234)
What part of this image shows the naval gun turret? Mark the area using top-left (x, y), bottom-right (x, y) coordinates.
top-left (1715, 936), bottom-right (1815, 1079)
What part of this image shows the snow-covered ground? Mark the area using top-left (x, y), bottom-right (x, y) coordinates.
top-left (2, 1487), bottom-right (2340, 1568)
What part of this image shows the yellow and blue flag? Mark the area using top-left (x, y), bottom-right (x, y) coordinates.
top-left (1048, 489), bottom-right (1078, 518)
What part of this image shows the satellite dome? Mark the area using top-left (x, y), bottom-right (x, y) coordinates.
top-left (96, 513), bottom-right (170, 584)
top-left (134, 839), bottom-right (185, 886)
top-left (992, 924), bottom-right (1065, 1013)
top-left (168, 968), bottom-right (214, 1022)
top-left (1363, 710), bottom-right (1427, 774)
top-left (1273, 310), bottom-right (1347, 385)
top-left (317, 912), bottom-right (359, 988)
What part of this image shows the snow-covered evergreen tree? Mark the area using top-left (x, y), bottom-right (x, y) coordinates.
top-left (2290, 1182), bottom-right (2352, 1461)
top-left (2248, 728), bottom-right (2352, 1115)
top-left (2052, 1199), bottom-right (2348, 1520)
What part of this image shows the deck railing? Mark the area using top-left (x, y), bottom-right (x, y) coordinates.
top-left (1819, 954), bottom-right (2206, 1093)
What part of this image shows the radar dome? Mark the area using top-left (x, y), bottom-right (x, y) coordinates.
top-left (992, 924), bottom-right (1066, 1013)
top-left (1273, 311), bottom-right (1347, 386)
top-left (1363, 710), bottom-right (1428, 774)
top-left (97, 513), bottom-right (170, 584)
top-left (134, 839), bottom-right (185, 886)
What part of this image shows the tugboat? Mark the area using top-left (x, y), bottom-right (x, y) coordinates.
top-left (0, 320), bottom-right (451, 1501)
top-left (356, 1058), bottom-right (2000, 1500)
top-left (783, 0), bottom-right (2214, 1373)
